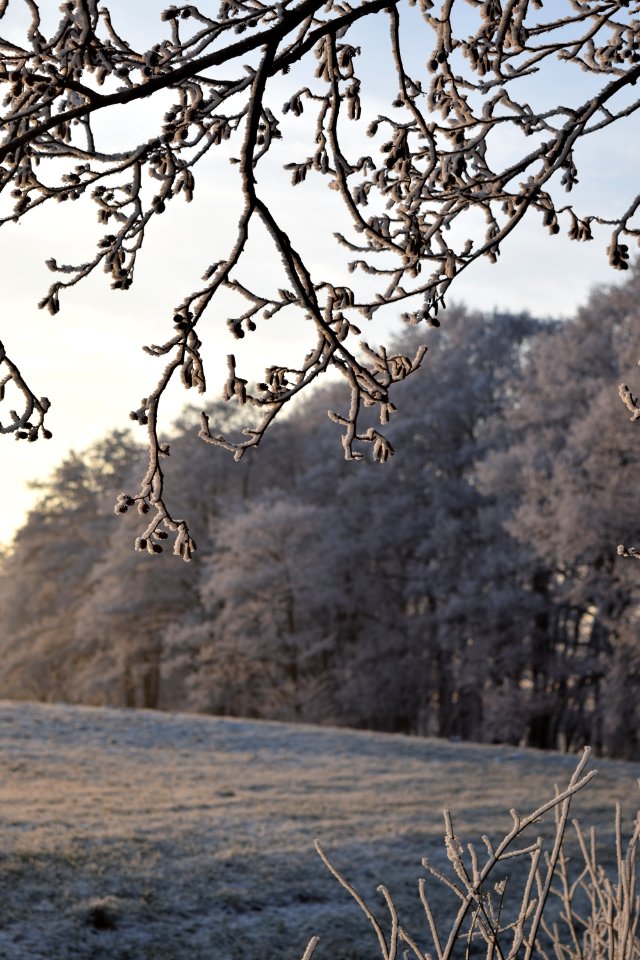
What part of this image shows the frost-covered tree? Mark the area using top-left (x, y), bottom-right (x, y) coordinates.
top-left (1, 1), bottom-right (638, 555)
top-left (478, 270), bottom-right (640, 754)
top-left (178, 497), bottom-right (347, 719)
top-left (381, 309), bottom-right (542, 741)
top-left (0, 431), bottom-right (139, 700)
top-left (0, 405), bottom-right (247, 707)
top-left (71, 516), bottom-right (199, 708)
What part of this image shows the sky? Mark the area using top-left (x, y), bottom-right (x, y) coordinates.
top-left (0, 1), bottom-right (637, 546)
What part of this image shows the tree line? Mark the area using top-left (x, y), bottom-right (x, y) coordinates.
top-left (2, 270), bottom-right (640, 759)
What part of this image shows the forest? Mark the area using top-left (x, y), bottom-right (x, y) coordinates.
top-left (2, 269), bottom-right (640, 761)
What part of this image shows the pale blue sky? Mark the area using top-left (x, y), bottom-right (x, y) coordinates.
top-left (0, 2), bottom-right (636, 544)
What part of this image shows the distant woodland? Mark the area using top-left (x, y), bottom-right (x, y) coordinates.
top-left (2, 270), bottom-right (640, 760)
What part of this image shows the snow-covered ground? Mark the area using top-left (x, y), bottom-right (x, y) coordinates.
top-left (0, 701), bottom-right (637, 960)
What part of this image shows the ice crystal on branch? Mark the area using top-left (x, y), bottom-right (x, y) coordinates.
top-left (1, 0), bottom-right (639, 556)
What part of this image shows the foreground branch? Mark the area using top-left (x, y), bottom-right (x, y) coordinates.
top-left (302, 748), bottom-right (640, 960)
top-left (1, 1), bottom-right (638, 554)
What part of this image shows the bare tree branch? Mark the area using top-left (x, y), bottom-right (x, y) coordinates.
top-left (1, 0), bottom-right (638, 556)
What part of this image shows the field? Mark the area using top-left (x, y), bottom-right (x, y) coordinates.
top-left (0, 700), bottom-right (638, 960)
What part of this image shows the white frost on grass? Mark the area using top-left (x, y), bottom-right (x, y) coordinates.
top-left (0, 701), bottom-right (637, 960)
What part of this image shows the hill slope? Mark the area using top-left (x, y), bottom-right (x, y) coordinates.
top-left (0, 701), bottom-right (638, 960)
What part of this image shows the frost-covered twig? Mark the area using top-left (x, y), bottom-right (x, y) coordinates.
top-left (306, 749), bottom-right (640, 960)
top-left (0, 341), bottom-right (51, 441)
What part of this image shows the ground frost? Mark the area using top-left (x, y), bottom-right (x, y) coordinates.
top-left (0, 701), bottom-right (637, 960)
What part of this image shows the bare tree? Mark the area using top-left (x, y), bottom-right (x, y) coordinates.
top-left (1, 1), bottom-right (638, 556)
